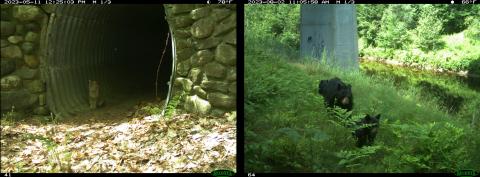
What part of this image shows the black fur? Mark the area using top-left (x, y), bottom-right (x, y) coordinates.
top-left (353, 114), bottom-right (381, 147)
top-left (318, 77), bottom-right (353, 111)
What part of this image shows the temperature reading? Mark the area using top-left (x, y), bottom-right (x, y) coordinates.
top-left (247, 172), bottom-right (255, 177)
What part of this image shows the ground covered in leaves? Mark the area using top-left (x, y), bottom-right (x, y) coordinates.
top-left (0, 112), bottom-right (236, 173)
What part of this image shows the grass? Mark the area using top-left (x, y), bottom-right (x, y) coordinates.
top-left (360, 31), bottom-right (480, 74)
top-left (244, 37), bottom-right (480, 172)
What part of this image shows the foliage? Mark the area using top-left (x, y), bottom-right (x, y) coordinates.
top-left (384, 121), bottom-right (470, 172)
top-left (376, 5), bottom-right (415, 49)
top-left (245, 30), bottom-right (480, 172)
top-left (356, 5), bottom-right (388, 47)
top-left (464, 14), bottom-right (480, 44)
top-left (1, 106), bottom-right (17, 126)
top-left (436, 4), bottom-right (479, 34)
top-left (245, 5), bottom-right (300, 49)
top-left (358, 4), bottom-right (478, 73)
top-left (411, 5), bottom-right (445, 51)
top-left (164, 91), bottom-right (186, 119)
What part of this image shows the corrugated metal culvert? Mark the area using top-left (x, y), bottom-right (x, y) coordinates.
top-left (41, 5), bottom-right (173, 117)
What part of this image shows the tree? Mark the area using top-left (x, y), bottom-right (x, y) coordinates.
top-left (412, 5), bottom-right (445, 51)
top-left (377, 5), bottom-right (412, 50)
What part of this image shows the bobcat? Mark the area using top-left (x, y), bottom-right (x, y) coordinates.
top-left (88, 80), bottom-right (104, 109)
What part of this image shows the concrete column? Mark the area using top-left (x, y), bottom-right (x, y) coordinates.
top-left (300, 4), bottom-right (359, 70)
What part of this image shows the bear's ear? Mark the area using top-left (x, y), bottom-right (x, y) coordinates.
top-left (347, 84), bottom-right (352, 89)
top-left (376, 114), bottom-right (381, 120)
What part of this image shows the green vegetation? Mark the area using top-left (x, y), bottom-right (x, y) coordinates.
top-left (358, 4), bottom-right (480, 74)
top-left (245, 5), bottom-right (480, 173)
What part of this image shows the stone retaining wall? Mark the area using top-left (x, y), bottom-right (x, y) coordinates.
top-left (164, 4), bottom-right (237, 116)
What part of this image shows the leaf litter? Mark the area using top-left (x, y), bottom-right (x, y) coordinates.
top-left (1, 112), bottom-right (236, 173)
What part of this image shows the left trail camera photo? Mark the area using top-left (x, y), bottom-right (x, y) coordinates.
top-left (0, 4), bottom-right (237, 173)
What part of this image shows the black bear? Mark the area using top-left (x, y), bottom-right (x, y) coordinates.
top-left (352, 114), bottom-right (381, 147)
top-left (318, 77), bottom-right (353, 111)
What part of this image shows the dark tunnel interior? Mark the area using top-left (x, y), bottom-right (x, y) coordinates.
top-left (44, 5), bottom-right (172, 117)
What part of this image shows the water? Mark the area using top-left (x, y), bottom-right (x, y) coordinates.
top-left (360, 59), bottom-right (480, 115)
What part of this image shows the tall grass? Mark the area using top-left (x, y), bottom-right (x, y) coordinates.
top-left (244, 37), bottom-right (480, 172)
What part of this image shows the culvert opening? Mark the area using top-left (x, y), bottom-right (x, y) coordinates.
top-left (43, 5), bottom-right (173, 119)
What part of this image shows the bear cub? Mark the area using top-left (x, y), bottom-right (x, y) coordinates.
top-left (353, 114), bottom-right (381, 147)
top-left (318, 77), bottom-right (353, 111)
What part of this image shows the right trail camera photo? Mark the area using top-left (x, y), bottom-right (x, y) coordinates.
top-left (244, 4), bottom-right (480, 173)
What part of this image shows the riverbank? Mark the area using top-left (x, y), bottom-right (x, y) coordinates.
top-left (360, 56), bottom-right (479, 78)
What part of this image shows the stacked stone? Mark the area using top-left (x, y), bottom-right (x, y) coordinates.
top-left (1, 5), bottom-right (48, 115)
top-left (164, 4), bottom-right (236, 116)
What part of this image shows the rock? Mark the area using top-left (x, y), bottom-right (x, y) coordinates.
top-left (181, 78), bottom-right (193, 92)
top-left (25, 80), bottom-right (44, 93)
top-left (176, 47), bottom-right (195, 61)
top-left (193, 86), bottom-right (207, 99)
top-left (1, 21), bottom-right (15, 37)
top-left (204, 62), bottom-right (226, 79)
top-left (194, 36), bottom-right (221, 50)
top-left (174, 77), bottom-right (193, 92)
top-left (173, 14), bottom-right (194, 28)
top-left (0, 9), bottom-right (11, 21)
top-left (226, 67), bottom-right (236, 81)
top-left (226, 111), bottom-right (236, 122)
top-left (215, 43), bottom-right (236, 66)
top-left (7, 35), bottom-right (23, 44)
top-left (1, 45), bottom-right (23, 59)
top-left (40, 5), bottom-right (55, 14)
top-left (38, 93), bottom-right (45, 106)
top-left (211, 108), bottom-right (225, 117)
top-left (223, 29), bottom-right (236, 45)
top-left (189, 68), bottom-right (202, 83)
top-left (228, 82), bottom-right (236, 94)
top-left (1, 60), bottom-right (16, 76)
top-left (208, 92), bottom-right (235, 109)
top-left (25, 22), bottom-right (40, 31)
top-left (15, 24), bottom-right (25, 35)
top-left (24, 55), bottom-right (39, 69)
top-left (200, 80), bottom-right (229, 93)
top-left (176, 60), bottom-right (191, 77)
top-left (191, 18), bottom-right (214, 39)
top-left (212, 8), bottom-right (232, 22)
top-left (1, 75), bottom-right (22, 91)
top-left (13, 5), bottom-right (41, 21)
top-left (1, 5), bottom-right (12, 9)
top-left (175, 38), bottom-right (193, 50)
top-left (213, 14), bottom-right (236, 36)
top-left (171, 4), bottom-right (195, 14)
top-left (0, 89), bottom-right (37, 111)
top-left (13, 67), bottom-right (38, 79)
top-left (184, 95), bottom-right (211, 115)
top-left (0, 39), bottom-right (9, 48)
top-left (195, 4), bottom-right (207, 9)
top-left (191, 7), bottom-right (210, 20)
top-left (194, 50), bottom-right (214, 66)
top-left (24, 31), bottom-right (39, 42)
top-left (21, 42), bottom-right (35, 54)
top-left (174, 29), bottom-right (191, 38)
top-left (33, 106), bottom-right (49, 115)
